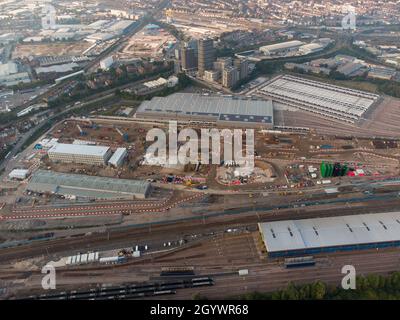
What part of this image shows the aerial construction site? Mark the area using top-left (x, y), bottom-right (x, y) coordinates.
top-left (2, 86), bottom-right (400, 300)
top-left (1, 1), bottom-right (400, 303)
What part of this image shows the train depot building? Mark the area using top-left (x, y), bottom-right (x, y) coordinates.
top-left (256, 75), bottom-right (381, 123)
top-left (135, 93), bottom-right (274, 129)
top-left (27, 170), bottom-right (152, 200)
top-left (259, 212), bottom-right (400, 257)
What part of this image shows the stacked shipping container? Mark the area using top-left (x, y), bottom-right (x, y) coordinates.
top-left (320, 162), bottom-right (349, 178)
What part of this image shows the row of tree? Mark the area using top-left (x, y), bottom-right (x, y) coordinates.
top-left (116, 73), bottom-right (192, 101)
top-left (235, 272), bottom-right (400, 300)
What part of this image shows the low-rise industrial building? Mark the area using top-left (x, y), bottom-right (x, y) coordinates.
top-left (100, 56), bottom-right (114, 70)
top-left (368, 66), bottom-right (397, 80)
top-left (336, 62), bottom-right (366, 77)
top-left (108, 148), bottom-right (127, 167)
top-left (36, 138), bottom-right (59, 150)
top-left (27, 170), bottom-right (151, 200)
top-left (85, 32), bottom-right (116, 42)
top-left (8, 169), bottom-right (29, 180)
top-left (256, 75), bottom-right (380, 123)
top-left (298, 43), bottom-right (325, 55)
top-left (17, 103), bottom-right (47, 117)
top-left (0, 61), bottom-right (31, 86)
top-left (135, 93), bottom-right (274, 128)
top-left (47, 143), bottom-right (112, 165)
top-left (259, 40), bottom-right (304, 56)
top-left (0, 72), bottom-right (30, 86)
top-left (259, 211), bottom-right (400, 258)
top-left (125, 77), bottom-right (170, 96)
top-left (107, 20), bottom-right (136, 35)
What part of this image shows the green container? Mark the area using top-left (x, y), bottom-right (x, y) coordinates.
top-left (341, 164), bottom-right (348, 176)
top-left (327, 163), bottom-right (333, 177)
top-left (320, 162), bottom-right (328, 178)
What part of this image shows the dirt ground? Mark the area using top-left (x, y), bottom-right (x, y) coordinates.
top-left (42, 119), bottom-right (400, 189)
top-left (12, 42), bottom-right (92, 58)
top-left (117, 27), bottom-right (176, 59)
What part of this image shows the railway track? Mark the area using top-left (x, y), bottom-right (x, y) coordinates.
top-left (3, 193), bottom-right (203, 220)
top-left (24, 277), bottom-right (214, 300)
top-left (1, 195), bottom-right (400, 264)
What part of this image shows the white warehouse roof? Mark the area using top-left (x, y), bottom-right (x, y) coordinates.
top-left (0, 62), bottom-right (18, 76)
top-left (108, 148), bottom-right (127, 166)
top-left (299, 43), bottom-right (324, 52)
top-left (257, 75), bottom-right (380, 122)
top-left (9, 169), bottom-right (29, 179)
top-left (48, 143), bottom-right (110, 157)
top-left (260, 40), bottom-right (304, 53)
top-left (108, 20), bottom-right (135, 32)
top-left (143, 77), bottom-right (167, 88)
top-left (259, 211), bottom-right (400, 254)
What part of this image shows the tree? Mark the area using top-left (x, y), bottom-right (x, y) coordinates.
top-left (283, 282), bottom-right (300, 300)
top-left (310, 281), bottom-right (326, 300)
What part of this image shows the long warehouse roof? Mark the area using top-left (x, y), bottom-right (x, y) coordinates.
top-left (258, 75), bottom-right (379, 118)
top-left (48, 143), bottom-right (110, 157)
top-left (136, 93), bottom-right (274, 124)
top-left (260, 40), bottom-right (304, 52)
top-left (259, 211), bottom-right (400, 253)
top-left (108, 148), bottom-right (127, 165)
top-left (28, 170), bottom-right (150, 196)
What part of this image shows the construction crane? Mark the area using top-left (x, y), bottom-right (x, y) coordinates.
top-left (115, 127), bottom-right (129, 142)
top-left (76, 124), bottom-right (87, 136)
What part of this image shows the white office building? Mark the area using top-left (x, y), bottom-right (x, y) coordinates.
top-left (48, 143), bottom-right (112, 165)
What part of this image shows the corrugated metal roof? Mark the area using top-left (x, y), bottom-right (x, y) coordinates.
top-left (260, 40), bottom-right (304, 52)
top-left (258, 75), bottom-right (378, 118)
top-left (143, 77), bottom-right (167, 88)
top-left (108, 148), bottom-right (127, 166)
top-left (9, 169), bottom-right (29, 177)
top-left (136, 93), bottom-right (273, 124)
top-left (108, 20), bottom-right (134, 31)
top-left (36, 63), bottom-right (79, 74)
top-left (259, 212), bottom-right (400, 253)
top-left (28, 170), bottom-right (150, 198)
